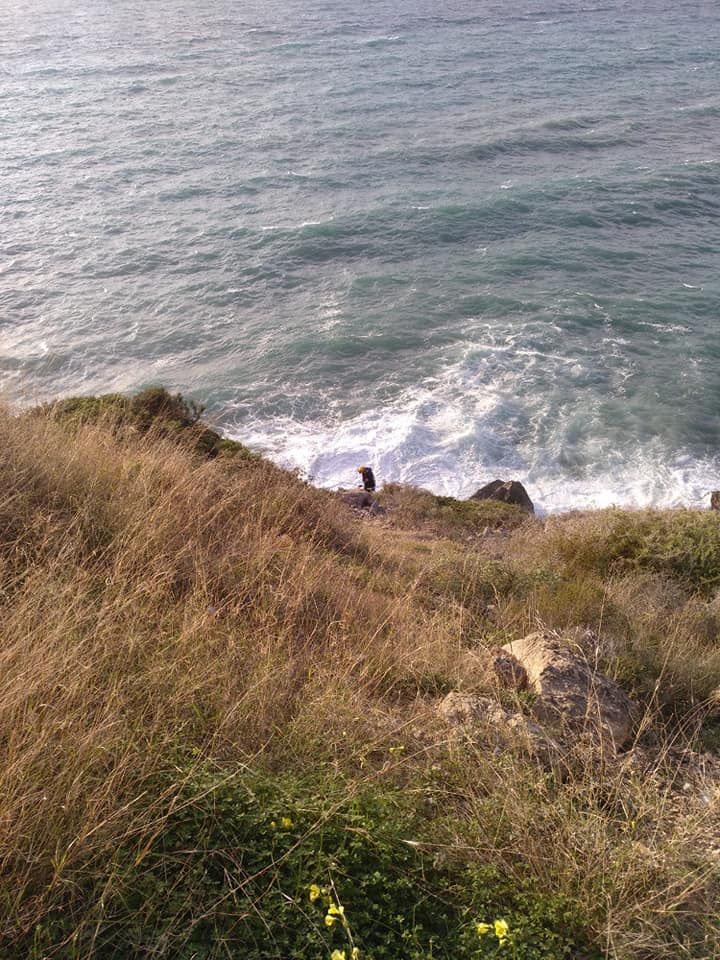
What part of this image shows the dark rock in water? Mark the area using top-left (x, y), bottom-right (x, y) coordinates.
top-left (711, 491), bottom-right (720, 511)
top-left (339, 490), bottom-right (386, 515)
top-left (470, 479), bottom-right (534, 514)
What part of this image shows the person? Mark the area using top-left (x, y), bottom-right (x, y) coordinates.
top-left (357, 465), bottom-right (376, 492)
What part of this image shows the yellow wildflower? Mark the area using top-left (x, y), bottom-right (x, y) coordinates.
top-left (494, 918), bottom-right (509, 941)
top-left (330, 951), bottom-right (346, 960)
top-left (280, 816), bottom-right (293, 829)
top-left (476, 922), bottom-right (492, 936)
top-left (351, 949), bottom-right (360, 960)
top-left (269, 820), bottom-right (277, 829)
top-left (325, 901), bottom-right (346, 928)
top-left (308, 883), bottom-right (321, 902)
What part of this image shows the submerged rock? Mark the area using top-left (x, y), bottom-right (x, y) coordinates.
top-left (469, 479), bottom-right (534, 514)
top-left (502, 631), bottom-right (636, 749)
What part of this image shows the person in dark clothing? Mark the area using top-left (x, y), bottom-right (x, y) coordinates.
top-left (357, 465), bottom-right (376, 492)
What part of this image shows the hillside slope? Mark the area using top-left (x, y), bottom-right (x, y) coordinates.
top-left (0, 391), bottom-right (718, 959)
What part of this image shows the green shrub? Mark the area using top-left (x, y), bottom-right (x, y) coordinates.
top-left (215, 436), bottom-right (260, 460)
top-left (378, 484), bottom-right (528, 539)
top-left (41, 392), bottom-right (129, 424)
top-left (40, 386), bottom-right (200, 433)
top-left (128, 386), bottom-right (204, 431)
top-left (549, 509), bottom-right (720, 593)
top-left (37, 387), bottom-right (258, 462)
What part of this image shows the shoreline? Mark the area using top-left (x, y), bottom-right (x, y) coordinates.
top-left (227, 437), bottom-right (718, 518)
top-left (20, 385), bottom-right (719, 517)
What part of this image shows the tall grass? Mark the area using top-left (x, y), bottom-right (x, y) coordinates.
top-left (0, 402), bottom-right (718, 958)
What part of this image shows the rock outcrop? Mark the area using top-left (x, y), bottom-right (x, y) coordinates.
top-left (470, 479), bottom-right (534, 514)
top-left (437, 692), bottom-right (560, 769)
top-left (437, 691), bottom-right (509, 728)
top-left (502, 631), bottom-right (636, 749)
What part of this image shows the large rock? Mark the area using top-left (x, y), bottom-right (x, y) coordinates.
top-left (469, 479), bottom-right (534, 514)
top-left (340, 490), bottom-right (374, 509)
top-left (502, 632), bottom-right (636, 749)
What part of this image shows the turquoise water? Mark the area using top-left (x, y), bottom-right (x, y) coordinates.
top-left (2, 0), bottom-right (720, 509)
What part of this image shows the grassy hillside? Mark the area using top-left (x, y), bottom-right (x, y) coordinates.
top-left (0, 391), bottom-right (718, 959)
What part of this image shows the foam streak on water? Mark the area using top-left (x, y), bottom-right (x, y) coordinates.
top-left (2, 0), bottom-right (720, 510)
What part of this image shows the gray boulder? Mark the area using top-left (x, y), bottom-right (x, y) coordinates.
top-left (502, 631), bottom-right (636, 749)
top-left (470, 479), bottom-right (534, 514)
top-left (340, 490), bottom-right (374, 509)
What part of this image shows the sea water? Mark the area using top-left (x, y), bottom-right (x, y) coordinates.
top-left (2, 0), bottom-right (720, 510)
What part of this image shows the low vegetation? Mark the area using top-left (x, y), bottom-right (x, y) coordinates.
top-left (377, 482), bottom-right (528, 539)
top-left (38, 386), bottom-right (256, 459)
top-left (0, 389), bottom-right (718, 959)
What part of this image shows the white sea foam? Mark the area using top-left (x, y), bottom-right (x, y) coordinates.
top-left (360, 35), bottom-right (402, 45)
top-left (261, 218), bottom-right (329, 231)
top-left (229, 376), bottom-right (720, 514)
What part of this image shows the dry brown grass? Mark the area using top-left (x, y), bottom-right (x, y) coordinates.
top-left (421, 719), bottom-right (719, 960)
top-left (0, 404), bottom-right (719, 957)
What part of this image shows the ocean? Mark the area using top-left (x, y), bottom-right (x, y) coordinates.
top-left (2, 0), bottom-right (720, 511)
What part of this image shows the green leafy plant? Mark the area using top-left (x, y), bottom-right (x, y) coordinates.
top-left (27, 767), bottom-right (593, 960)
